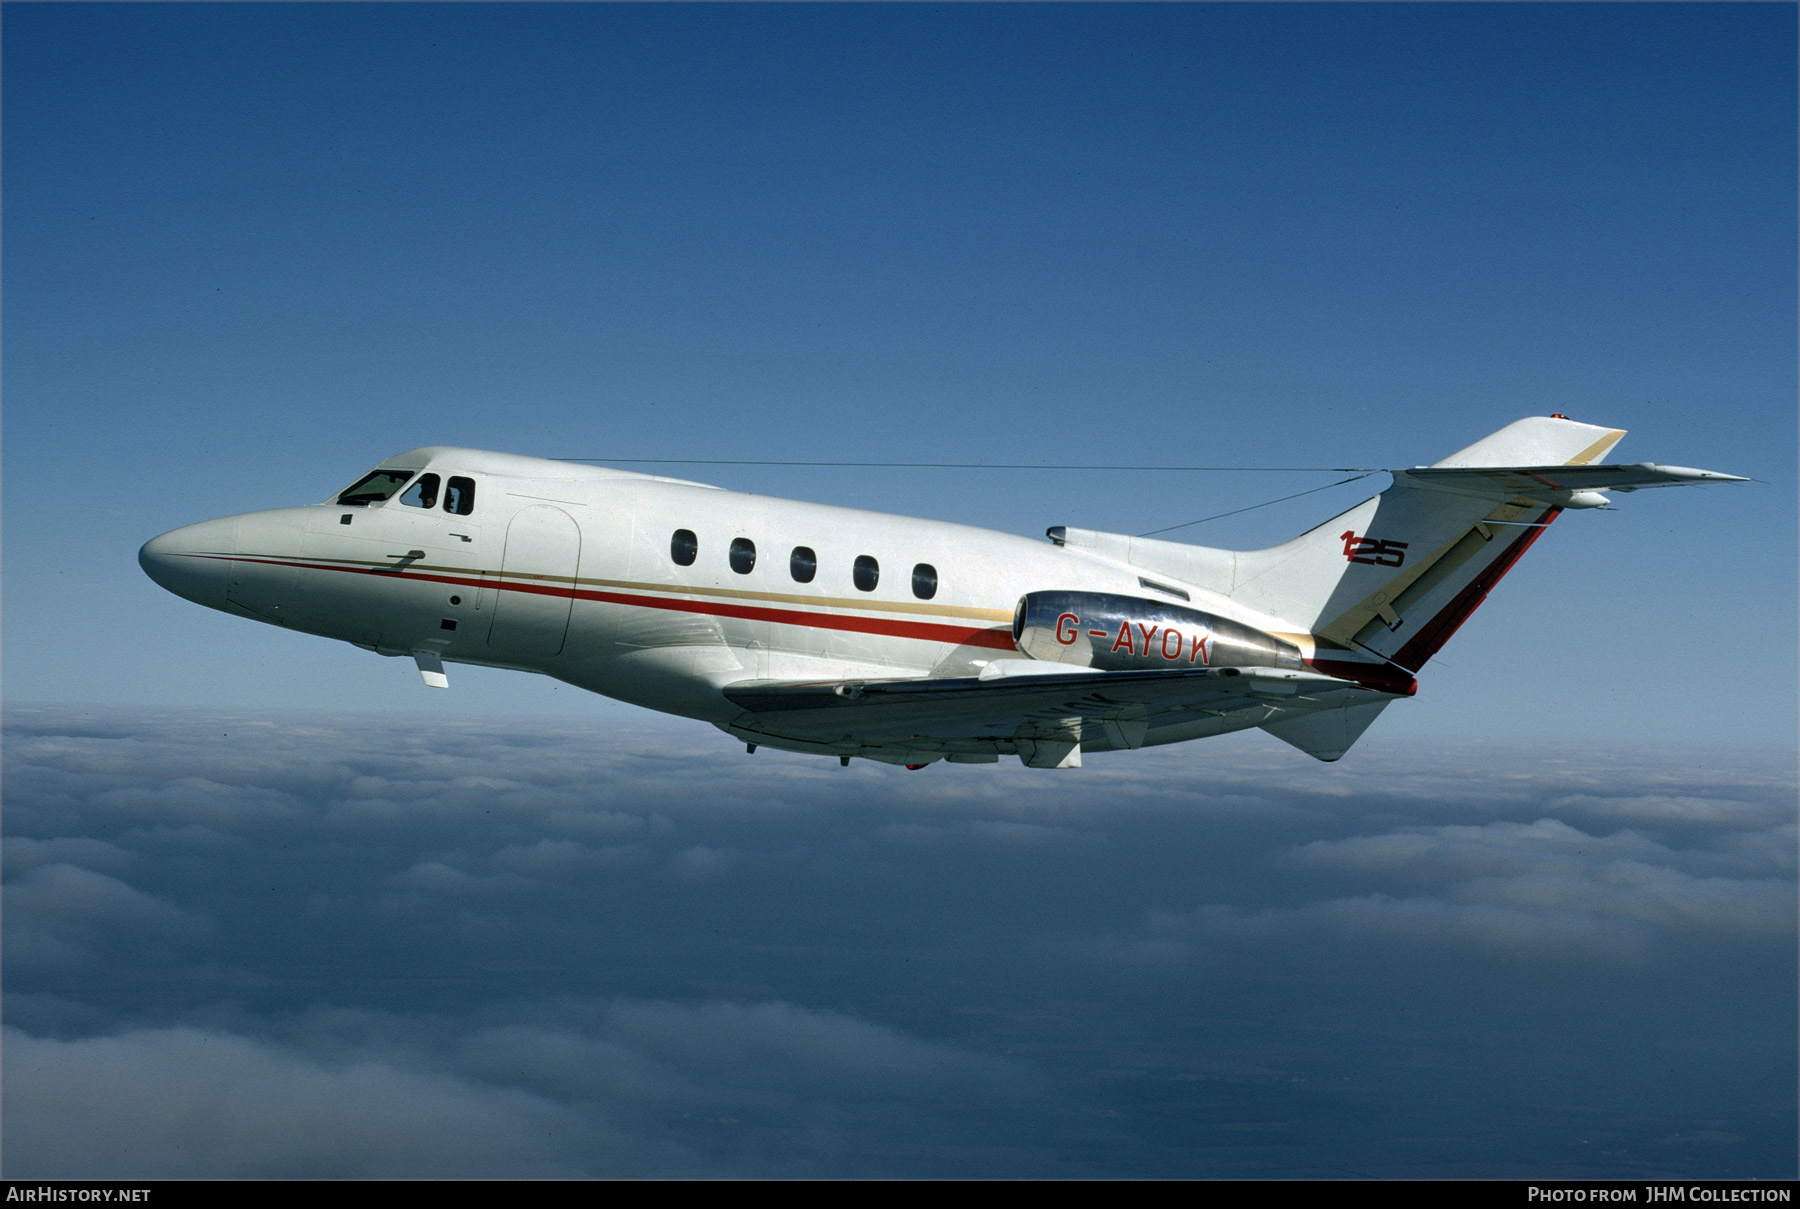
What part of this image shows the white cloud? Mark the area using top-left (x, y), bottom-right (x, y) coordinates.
top-left (4, 864), bottom-right (212, 970)
top-left (2, 1026), bottom-right (607, 1178)
top-left (1146, 895), bottom-right (1660, 961)
top-left (596, 999), bottom-right (1026, 1097)
top-left (91, 776), bottom-right (299, 826)
top-left (1455, 864), bottom-right (1794, 938)
top-left (1295, 818), bottom-right (1669, 880)
top-left (3, 1000), bottom-right (1039, 1178)
top-left (491, 838), bottom-right (648, 878)
top-left (668, 845), bottom-right (738, 880)
top-left (4, 708), bottom-right (1793, 1177)
top-left (2, 836), bottom-right (135, 877)
top-left (1287, 819), bottom-right (1796, 943)
top-left (1549, 793), bottom-right (1789, 830)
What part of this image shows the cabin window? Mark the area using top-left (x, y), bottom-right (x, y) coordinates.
top-left (336, 470), bottom-right (414, 506)
top-left (444, 476), bottom-right (476, 516)
top-left (911, 563), bottom-right (938, 600)
top-left (399, 473), bottom-right (441, 509)
top-left (671, 529), bottom-right (698, 566)
top-left (853, 555), bottom-right (879, 592)
top-left (790, 546), bottom-right (817, 583)
top-left (730, 538), bottom-right (756, 574)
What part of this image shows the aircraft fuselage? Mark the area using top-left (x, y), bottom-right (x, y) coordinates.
top-left (139, 446), bottom-right (1316, 756)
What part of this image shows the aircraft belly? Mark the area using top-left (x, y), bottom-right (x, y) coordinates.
top-left (557, 646), bottom-right (750, 723)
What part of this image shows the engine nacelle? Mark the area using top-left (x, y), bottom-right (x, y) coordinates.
top-left (1011, 591), bottom-right (1305, 672)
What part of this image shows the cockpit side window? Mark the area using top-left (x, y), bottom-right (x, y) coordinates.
top-left (444, 476), bottom-right (476, 516)
top-left (336, 469), bottom-right (415, 506)
top-left (399, 474), bottom-right (441, 509)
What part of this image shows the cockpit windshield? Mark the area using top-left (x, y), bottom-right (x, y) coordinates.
top-left (336, 469), bottom-right (415, 506)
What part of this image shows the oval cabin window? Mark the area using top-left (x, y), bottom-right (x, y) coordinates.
top-left (670, 529), bottom-right (698, 566)
top-left (790, 546), bottom-right (817, 583)
top-left (911, 563), bottom-right (938, 600)
top-left (853, 555), bottom-right (879, 592)
top-left (730, 538), bottom-right (756, 574)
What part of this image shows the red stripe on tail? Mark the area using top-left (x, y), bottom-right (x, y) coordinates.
top-left (1388, 509), bottom-right (1561, 673)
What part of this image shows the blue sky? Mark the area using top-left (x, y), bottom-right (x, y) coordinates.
top-left (4, 2), bottom-right (1794, 745)
top-left (3, 4), bottom-right (1795, 1179)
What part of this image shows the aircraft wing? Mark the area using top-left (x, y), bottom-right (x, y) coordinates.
top-left (721, 662), bottom-right (1392, 766)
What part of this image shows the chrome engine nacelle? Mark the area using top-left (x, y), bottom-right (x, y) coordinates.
top-left (1011, 591), bottom-right (1305, 672)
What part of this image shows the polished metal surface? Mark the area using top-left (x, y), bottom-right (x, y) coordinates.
top-left (1012, 590), bottom-right (1303, 672)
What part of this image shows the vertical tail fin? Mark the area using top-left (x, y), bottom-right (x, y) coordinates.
top-left (1081, 416), bottom-right (1737, 683)
top-left (1072, 415), bottom-right (1740, 761)
top-left (1224, 417), bottom-right (1625, 671)
top-left (1106, 417), bottom-right (1627, 678)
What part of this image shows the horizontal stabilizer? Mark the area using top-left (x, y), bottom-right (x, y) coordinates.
top-left (1396, 462), bottom-right (1747, 504)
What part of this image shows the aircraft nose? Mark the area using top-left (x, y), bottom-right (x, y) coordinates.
top-left (139, 517), bottom-right (239, 609)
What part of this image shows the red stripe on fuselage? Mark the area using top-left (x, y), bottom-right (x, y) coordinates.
top-left (192, 554), bottom-right (1019, 651)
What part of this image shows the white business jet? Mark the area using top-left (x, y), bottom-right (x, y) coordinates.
top-left (139, 416), bottom-right (1740, 769)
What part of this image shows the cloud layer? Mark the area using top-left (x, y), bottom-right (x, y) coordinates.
top-left (5, 706), bottom-right (1793, 1177)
